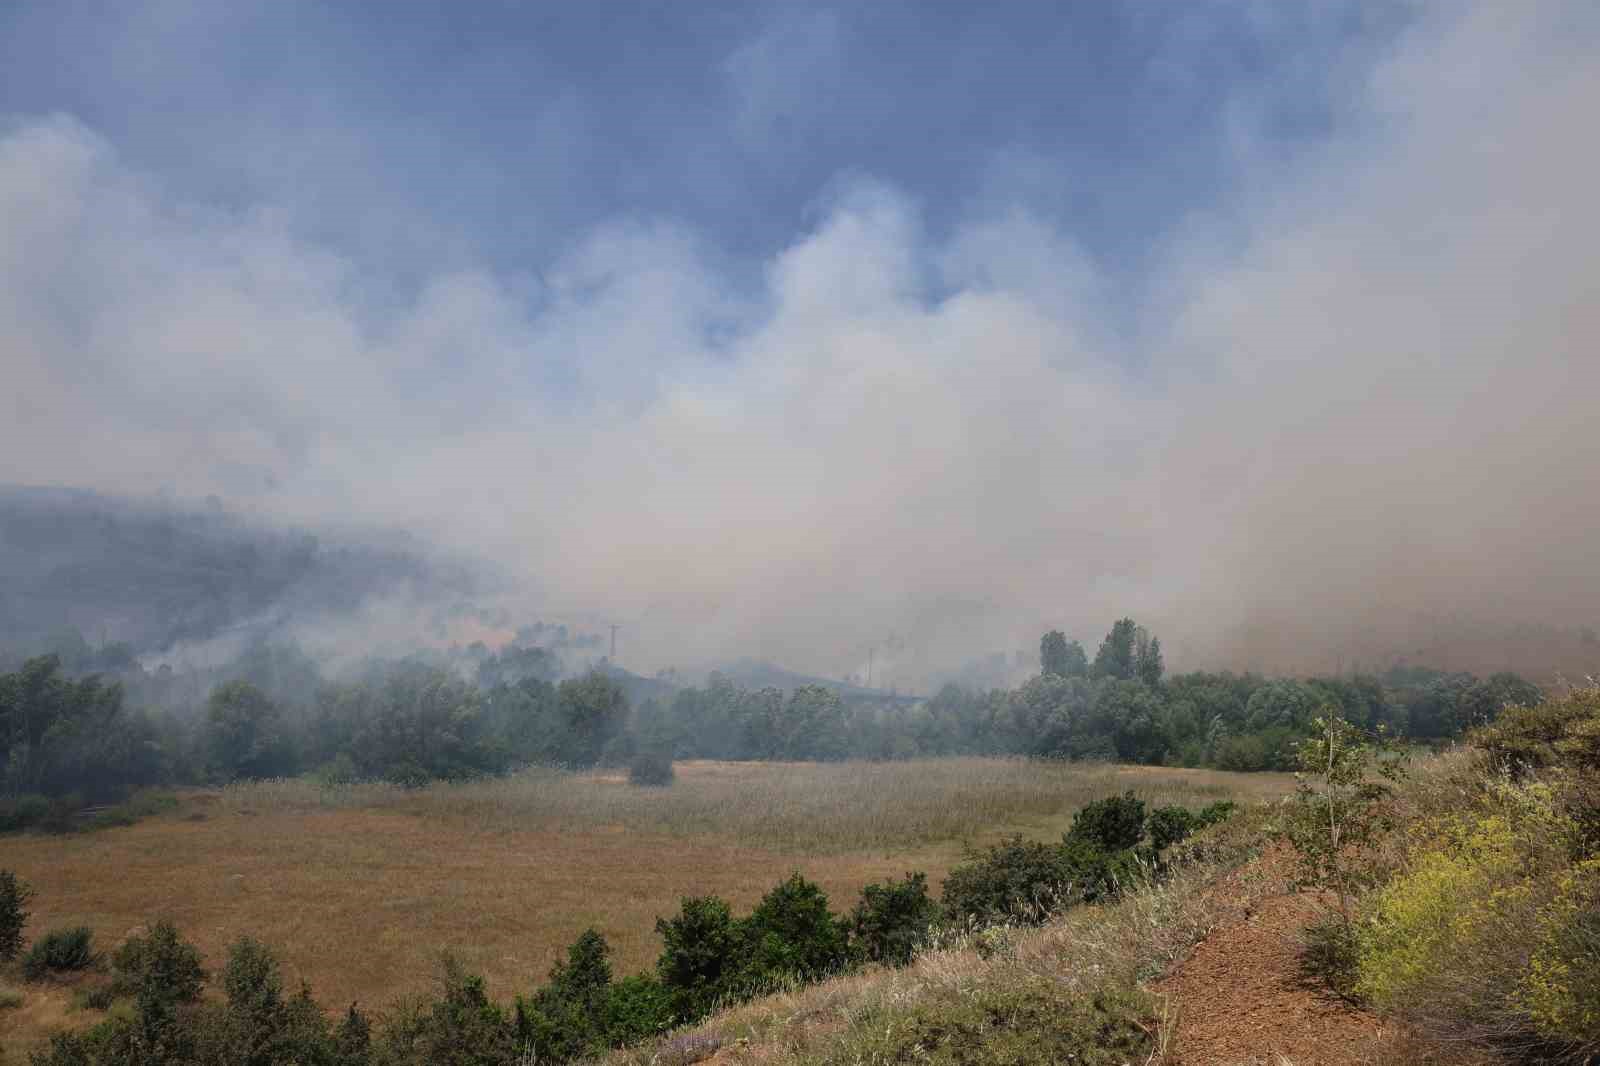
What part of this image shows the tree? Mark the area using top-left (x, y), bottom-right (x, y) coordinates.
top-left (206, 681), bottom-right (292, 781)
top-left (1040, 631), bottom-right (1088, 678)
top-left (1040, 631), bottom-right (1067, 676)
top-left (655, 896), bottom-right (739, 1019)
top-left (1280, 714), bottom-right (1408, 933)
top-left (0, 869), bottom-right (31, 961)
top-left (1091, 619), bottom-right (1139, 681)
top-left (555, 672), bottom-right (629, 766)
top-left (1134, 631), bottom-right (1164, 687)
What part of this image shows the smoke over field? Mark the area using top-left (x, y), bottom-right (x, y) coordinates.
top-left (2, 2), bottom-right (1597, 685)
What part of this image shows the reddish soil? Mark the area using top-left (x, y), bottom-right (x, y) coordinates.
top-left (1155, 851), bottom-right (1386, 1066)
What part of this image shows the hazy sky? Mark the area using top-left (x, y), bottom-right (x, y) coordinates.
top-left (2, 1), bottom-right (1597, 681)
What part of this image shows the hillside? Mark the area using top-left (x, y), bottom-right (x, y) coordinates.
top-left (0, 484), bottom-right (485, 662)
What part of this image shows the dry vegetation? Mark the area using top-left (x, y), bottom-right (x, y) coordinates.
top-left (1, 758), bottom-right (1291, 1057)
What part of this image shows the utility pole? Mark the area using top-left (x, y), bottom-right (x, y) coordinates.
top-left (867, 646), bottom-right (874, 690)
top-left (609, 624), bottom-right (619, 661)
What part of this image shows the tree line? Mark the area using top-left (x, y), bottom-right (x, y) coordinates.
top-left (2, 616), bottom-right (1545, 829)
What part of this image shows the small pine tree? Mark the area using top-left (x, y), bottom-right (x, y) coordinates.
top-left (0, 869), bottom-right (32, 962)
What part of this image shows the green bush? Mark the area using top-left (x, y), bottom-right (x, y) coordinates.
top-left (655, 895), bottom-right (740, 1020)
top-left (629, 751), bottom-right (675, 787)
top-left (0, 869), bottom-right (32, 961)
top-left (1067, 791), bottom-right (1146, 852)
top-left (736, 873), bottom-right (851, 993)
top-left (23, 926), bottom-right (100, 980)
top-left (378, 956), bottom-right (516, 1066)
top-left (602, 974), bottom-right (674, 1046)
top-left (0, 794), bottom-right (51, 833)
top-left (942, 836), bottom-right (1081, 923)
top-left (517, 928), bottom-right (615, 1063)
top-left (1145, 805), bottom-right (1201, 851)
top-left (1300, 913), bottom-right (1361, 997)
top-left (1059, 835), bottom-right (1145, 903)
top-left (1144, 800), bottom-right (1237, 852)
top-left (111, 920), bottom-right (207, 1006)
top-left (1471, 687), bottom-right (1600, 776)
top-left (850, 872), bottom-right (940, 966)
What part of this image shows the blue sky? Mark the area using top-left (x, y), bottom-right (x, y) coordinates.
top-left (1, 1), bottom-right (1596, 679)
top-left (1, 2), bottom-right (1402, 304)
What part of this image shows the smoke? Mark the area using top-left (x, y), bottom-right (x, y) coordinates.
top-left (2, 2), bottom-right (1597, 682)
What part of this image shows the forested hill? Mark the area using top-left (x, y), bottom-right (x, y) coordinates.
top-left (0, 485), bottom-right (482, 661)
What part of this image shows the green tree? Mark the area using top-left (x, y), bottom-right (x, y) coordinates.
top-left (206, 681), bottom-right (292, 781)
top-left (1280, 714), bottom-right (1408, 932)
top-left (1134, 630), bottom-right (1164, 687)
top-left (1040, 631), bottom-right (1068, 676)
top-left (1091, 619), bottom-right (1139, 681)
top-left (0, 868), bottom-right (31, 961)
top-left (555, 672), bottom-right (629, 767)
top-left (655, 896), bottom-right (739, 1019)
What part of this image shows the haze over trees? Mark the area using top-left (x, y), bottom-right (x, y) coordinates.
top-left (0, 608), bottom-right (1548, 836)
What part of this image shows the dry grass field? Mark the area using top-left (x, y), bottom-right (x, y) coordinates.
top-left (1, 758), bottom-right (1294, 1056)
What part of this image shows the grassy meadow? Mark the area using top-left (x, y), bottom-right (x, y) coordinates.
top-left (2, 758), bottom-right (1293, 1055)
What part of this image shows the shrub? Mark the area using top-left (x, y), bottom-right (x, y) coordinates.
top-left (942, 836), bottom-right (1081, 923)
top-left (1067, 791), bottom-right (1146, 852)
top-left (517, 928), bottom-right (614, 1063)
top-left (0, 869), bottom-right (33, 961)
top-left (1281, 714), bottom-right (1407, 932)
top-left (1471, 686), bottom-right (1600, 776)
top-left (335, 1003), bottom-right (373, 1065)
top-left (23, 926), bottom-right (100, 980)
top-left (1145, 805), bottom-right (1201, 851)
top-left (378, 956), bottom-right (516, 1065)
top-left (655, 896), bottom-right (740, 1020)
top-left (1519, 857), bottom-right (1600, 1056)
top-left (828, 973), bottom-right (1151, 1066)
top-left (629, 751), bottom-right (675, 787)
top-left (736, 873), bottom-right (851, 993)
top-left (77, 985), bottom-right (116, 1011)
top-left (0, 794), bottom-right (50, 833)
top-left (602, 973), bottom-right (674, 1046)
top-left (111, 920), bottom-right (207, 1006)
top-left (1060, 835), bottom-right (1146, 903)
top-left (850, 872), bottom-right (939, 966)
top-left (1300, 913), bottom-right (1361, 997)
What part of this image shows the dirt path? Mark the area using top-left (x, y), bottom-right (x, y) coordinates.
top-left (1154, 853), bottom-right (1385, 1066)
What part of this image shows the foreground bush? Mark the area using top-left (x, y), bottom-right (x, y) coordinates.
top-left (1471, 686), bottom-right (1600, 776)
top-left (23, 927), bottom-right (99, 980)
top-left (1344, 694), bottom-right (1600, 1059)
top-left (110, 920), bottom-right (207, 1006)
top-left (941, 797), bottom-right (1230, 923)
top-left (850, 872), bottom-right (939, 966)
top-left (1520, 858), bottom-right (1600, 1056)
top-left (1066, 792), bottom-right (1146, 851)
top-left (942, 836), bottom-right (1083, 923)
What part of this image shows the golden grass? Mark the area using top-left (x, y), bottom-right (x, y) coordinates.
top-left (0, 758), bottom-right (1293, 1057)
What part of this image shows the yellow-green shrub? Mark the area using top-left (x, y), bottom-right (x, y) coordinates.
top-left (1519, 858), bottom-right (1600, 1054)
top-left (1354, 812), bottom-right (1526, 1009)
top-left (1355, 778), bottom-right (1582, 1047)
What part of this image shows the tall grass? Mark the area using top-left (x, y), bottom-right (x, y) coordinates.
top-left (217, 759), bottom-right (1294, 853)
